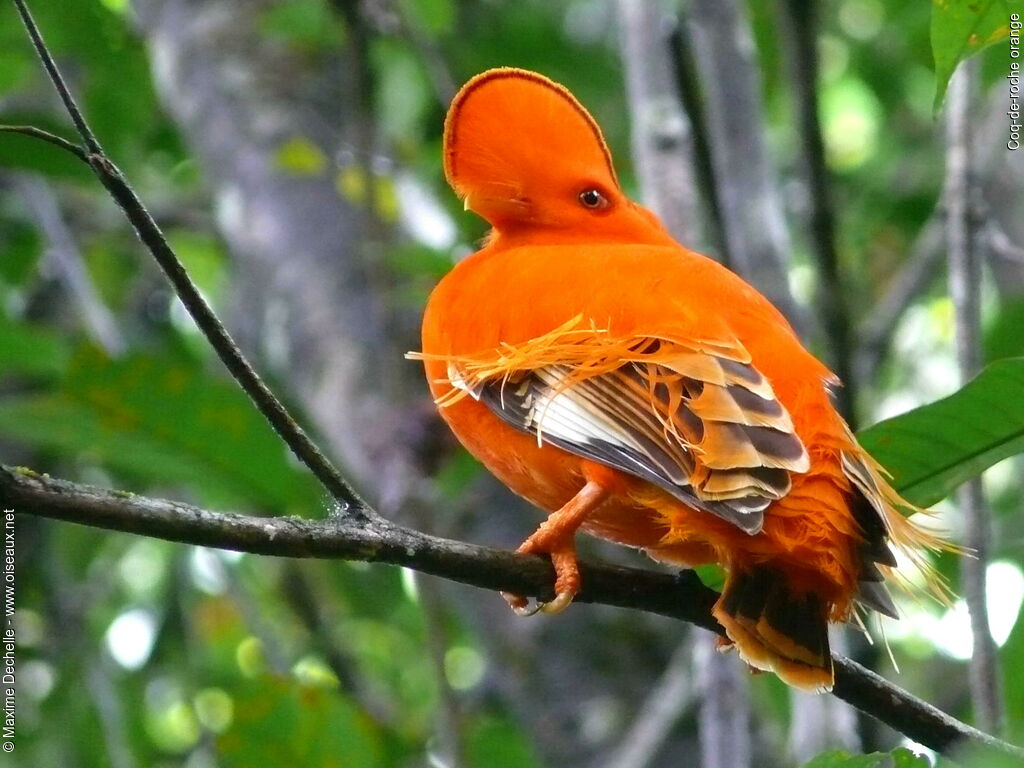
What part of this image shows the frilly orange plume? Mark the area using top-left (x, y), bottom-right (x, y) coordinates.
top-left (443, 68), bottom-right (618, 199)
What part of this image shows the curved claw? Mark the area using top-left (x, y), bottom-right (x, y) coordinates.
top-left (501, 591), bottom-right (542, 616)
top-left (539, 591), bottom-right (575, 614)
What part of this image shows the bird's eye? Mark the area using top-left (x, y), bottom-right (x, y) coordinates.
top-left (578, 188), bottom-right (609, 210)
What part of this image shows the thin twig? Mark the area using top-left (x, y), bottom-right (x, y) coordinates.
top-left (987, 220), bottom-right (1024, 263)
top-left (0, 124), bottom-right (89, 162)
top-left (6, 0), bottom-right (372, 520)
top-left (281, 562), bottom-right (363, 692)
top-left (944, 60), bottom-right (1004, 735)
top-left (10, 0), bottom-right (101, 154)
top-left (779, 0), bottom-right (857, 424)
top-left (5, 466), bottom-right (1024, 763)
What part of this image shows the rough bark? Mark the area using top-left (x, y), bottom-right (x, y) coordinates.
top-left (686, 0), bottom-right (806, 333)
top-left (131, 0), bottom-right (423, 510)
top-left (617, 0), bottom-right (700, 245)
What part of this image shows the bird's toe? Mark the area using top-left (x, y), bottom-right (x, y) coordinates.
top-left (501, 590), bottom-right (542, 616)
top-left (539, 591), bottom-right (575, 614)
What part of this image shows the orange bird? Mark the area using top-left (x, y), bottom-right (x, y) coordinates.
top-left (413, 68), bottom-right (947, 691)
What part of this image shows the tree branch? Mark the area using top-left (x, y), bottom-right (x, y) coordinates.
top-left (944, 60), bottom-right (1004, 735)
top-left (6, 0), bottom-right (371, 520)
top-left (685, 0), bottom-right (808, 334)
top-left (4, 465), bottom-right (1023, 763)
top-left (616, 0), bottom-right (701, 245)
top-left (779, 0), bottom-right (857, 424)
top-left (0, 124), bottom-right (89, 162)
top-left (696, 636), bottom-right (750, 768)
top-left (9, 0), bottom-right (101, 155)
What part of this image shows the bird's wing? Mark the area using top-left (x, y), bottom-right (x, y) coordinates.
top-left (431, 325), bottom-right (809, 535)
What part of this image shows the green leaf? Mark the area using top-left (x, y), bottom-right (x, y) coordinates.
top-left (0, 47), bottom-right (32, 96)
top-left (800, 748), bottom-right (930, 768)
top-left (0, 345), bottom-right (324, 513)
top-left (399, 0), bottom-right (455, 34)
top-left (374, 39), bottom-right (432, 146)
top-left (694, 563), bottom-right (726, 592)
top-left (859, 358), bottom-right (1024, 506)
top-left (0, 314), bottom-right (70, 378)
top-left (217, 675), bottom-right (383, 768)
top-left (931, 0), bottom-right (1023, 109)
top-left (985, 297), bottom-right (1024, 362)
top-left (0, 217), bottom-right (42, 285)
top-left (891, 748), bottom-right (933, 767)
top-left (258, 0), bottom-right (344, 52)
top-left (467, 716), bottom-right (542, 768)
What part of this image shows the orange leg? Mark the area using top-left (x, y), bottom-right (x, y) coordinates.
top-left (502, 480), bottom-right (608, 616)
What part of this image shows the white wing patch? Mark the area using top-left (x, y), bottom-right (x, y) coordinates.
top-left (452, 349), bottom-right (809, 535)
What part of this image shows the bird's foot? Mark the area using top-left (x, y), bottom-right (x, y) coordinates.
top-left (502, 539), bottom-right (581, 616)
top-left (499, 480), bottom-right (605, 617)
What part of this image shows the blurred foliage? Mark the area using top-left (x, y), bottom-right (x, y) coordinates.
top-left (0, 344), bottom-right (325, 511)
top-left (2, 0), bottom-right (1023, 767)
top-left (930, 0), bottom-right (1024, 108)
top-left (799, 748), bottom-right (930, 768)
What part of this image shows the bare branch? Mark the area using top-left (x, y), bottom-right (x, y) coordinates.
top-left (4, 466), bottom-right (1024, 762)
top-left (387, 0), bottom-right (457, 106)
top-left (418, 574), bottom-right (468, 768)
top-left (8, 0), bottom-right (371, 519)
top-left (0, 124), bottom-right (88, 162)
top-left (9, 0), bottom-right (101, 154)
top-left (779, 0), bottom-right (857, 423)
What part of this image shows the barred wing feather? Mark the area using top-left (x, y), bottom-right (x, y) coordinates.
top-left (451, 339), bottom-right (810, 535)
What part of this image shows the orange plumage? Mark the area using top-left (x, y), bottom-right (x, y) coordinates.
top-left (413, 68), bottom-right (948, 691)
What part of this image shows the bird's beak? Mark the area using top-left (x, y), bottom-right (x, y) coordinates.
top-left (458, 185), bottom-right (530, 227)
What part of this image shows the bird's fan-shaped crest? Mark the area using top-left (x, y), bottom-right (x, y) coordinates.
top-left (443, 68), bottom-right (619, 201)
